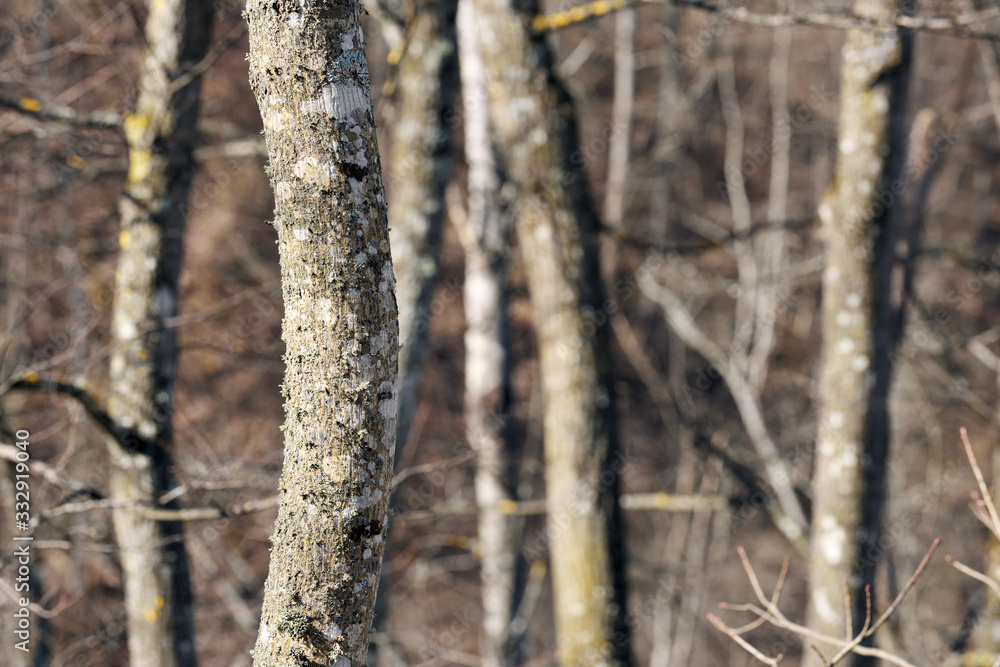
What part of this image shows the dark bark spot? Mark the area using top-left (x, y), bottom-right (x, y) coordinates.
top-left (340, 161), bottom-right (367, 182)
top-left (346, 517), bottom-right (383, 541)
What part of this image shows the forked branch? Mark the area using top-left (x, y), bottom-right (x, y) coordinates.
top-left (710, 541), bottom-right (940, 666)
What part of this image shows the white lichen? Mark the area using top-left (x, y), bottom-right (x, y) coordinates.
top-left (817, 515), bottom-right (845, 566)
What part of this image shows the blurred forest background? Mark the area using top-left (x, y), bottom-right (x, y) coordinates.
top-left (4, 0), bottom-right (1000, 665)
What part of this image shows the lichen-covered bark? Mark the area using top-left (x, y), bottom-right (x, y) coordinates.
top-left (469, 0), bottom-right (631, 663)
top-left (456, 1), bottom-right (518, 663)
top-left (387, 0), bottom-right (459, 454)
top-left (808, 0), bottom-right (910, 652)
top-left (107, 2), bottom-right (211, 666)
top-left (245, 2), bottom-right (398, 666)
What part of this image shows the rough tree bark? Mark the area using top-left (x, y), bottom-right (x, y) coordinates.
top-left (387, 0), bottom-right (459, 454)
top-left (455, 1), bottom-right (518, 663)
top-left (106, 2), bottom-right (211, 665)
top-left (245, 2), bottom-right (398, 666)
top-left (807, 0), bottom-right (911, 656)
top-left (469, 0), bottom-right (632, 663)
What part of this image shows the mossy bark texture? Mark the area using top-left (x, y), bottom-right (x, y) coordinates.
top-left (245, 2), bottom-right (398, 666)
top-left (808, 0), bottom-right (910, 656)
top-left (469, 0), bottom-right (631, 664)
top-left (108, 2), bottom-right (211, 666)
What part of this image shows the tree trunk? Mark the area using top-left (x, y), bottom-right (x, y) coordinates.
top-left (388, 0), bottom-right (459, 454)
top-left (455, 1), bottom-right (518, 663)
top-left (245, 2), bottom-right (398, 666)
top-left (370, 1), bottom-right (458, 659)
top-left (468, 0), bottom-right (632, 663)
top-left (107, 2), bottom-right (211, 666)
top-left (603, 7), bottom-right (635, 231)
top-left (808, 0), bottom-right (911, 656)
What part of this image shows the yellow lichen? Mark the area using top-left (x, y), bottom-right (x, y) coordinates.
top-left (123, 112), bottom-right (150, 143)
top-left (127, 148), bottom-right (153, 186)
top-left (124, 113), bottom-right (153, 185)
top-left (144, 595), bottom-right (165, 622)
top-left (19, 98), bottom-right (41, 113)
top-left (386, 43), bottom-right (404, 66)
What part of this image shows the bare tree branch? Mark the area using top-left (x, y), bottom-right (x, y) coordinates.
top-left (637, 272), bottom-right (809, 549)
top-left (533, 0), bottom-right (1000, 39)
top-left (394, 492), bottom-right (731, 521)
top-left (3, 375), bottom-right (153, 452)
top-left (0, 93), bottom-right (123, 130)
top-left (711, 541), bottom-right (939, 666)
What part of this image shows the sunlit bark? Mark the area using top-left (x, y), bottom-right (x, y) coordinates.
top-left (808, 1), bottom-right (911, 658)
top-left (246, 2), bottom-right (398, 665)
top-left (468, 0), bottom-right (632, 662)
top-left (107, 2), bottom-right (211, 665)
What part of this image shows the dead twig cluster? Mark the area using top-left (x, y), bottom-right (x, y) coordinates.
top-left (709, 541), bottom-right (940, 666)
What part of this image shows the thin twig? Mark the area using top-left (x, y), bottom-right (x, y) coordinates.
top-left (706, 612), bottom-right (781, 666)
top-left (961, 428), bottom-right (1000, 537)
top-left (737, 545), bottom-right (769, 604)
top-left (811, 643), bottom-right (830, 665)
top-left (713, 545), bottom-right (937, 667)
top-left (947, 554), bottom-right (1000, 600)
top-left (828, 586), bottom-right (873, 664)
top-left (842, 579), bottom-right (853, 642)
top-left (0, 94), bottom-right (123, 130)
top-left (868, 538), bottom-right (940, 636)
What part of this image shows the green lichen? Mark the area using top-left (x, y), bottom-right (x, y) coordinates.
top-left (278, 608), bottom-right (312, 640)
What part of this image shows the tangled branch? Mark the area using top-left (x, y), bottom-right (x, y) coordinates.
top-left (710, 541), bottom-right (940, 666)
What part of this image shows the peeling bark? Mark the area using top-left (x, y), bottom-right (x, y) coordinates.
top-left (807, 0), bottom-right (911, 656)
top-left (246, 2), bottom-right (397, 666)
top-left (387, 0), bottom-right (459, 453)
top-left (468, 0), bottom-right (631, 663)
top-left (107, 2), bottom-right (211, 666)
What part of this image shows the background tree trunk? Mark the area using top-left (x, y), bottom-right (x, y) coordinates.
top-left (387, 0), bottom-right (459, 455)
top-left (455, 2), bottom-right (519, 662)
top-left (807, 0), bottom-right (911, 657)
top-left (246, 2), bottom-right (398, 665)
top-left (468, 0), bottom-right (632, 663)
top-left (370, 3), bottom-right (458, 660)
top-left (107, 2), bottom-right (211, 665)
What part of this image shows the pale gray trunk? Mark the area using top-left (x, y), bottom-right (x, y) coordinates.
top-left (468, 0), bottom-right (632, 663)
top-left (246, 2), bottom-right (398, 666)
top-left (603, 7), bottom-right (635, 231)
top-left (388, 0), bottom-right (459, 454)
top-left (456, 1), bottom-right (518, 663)
top-left (106, 2), bottom-right (211, 666)
top-left (808, 1), bottom-right (911, 658)
top-left (370, 1), bottom-right (458, 659)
